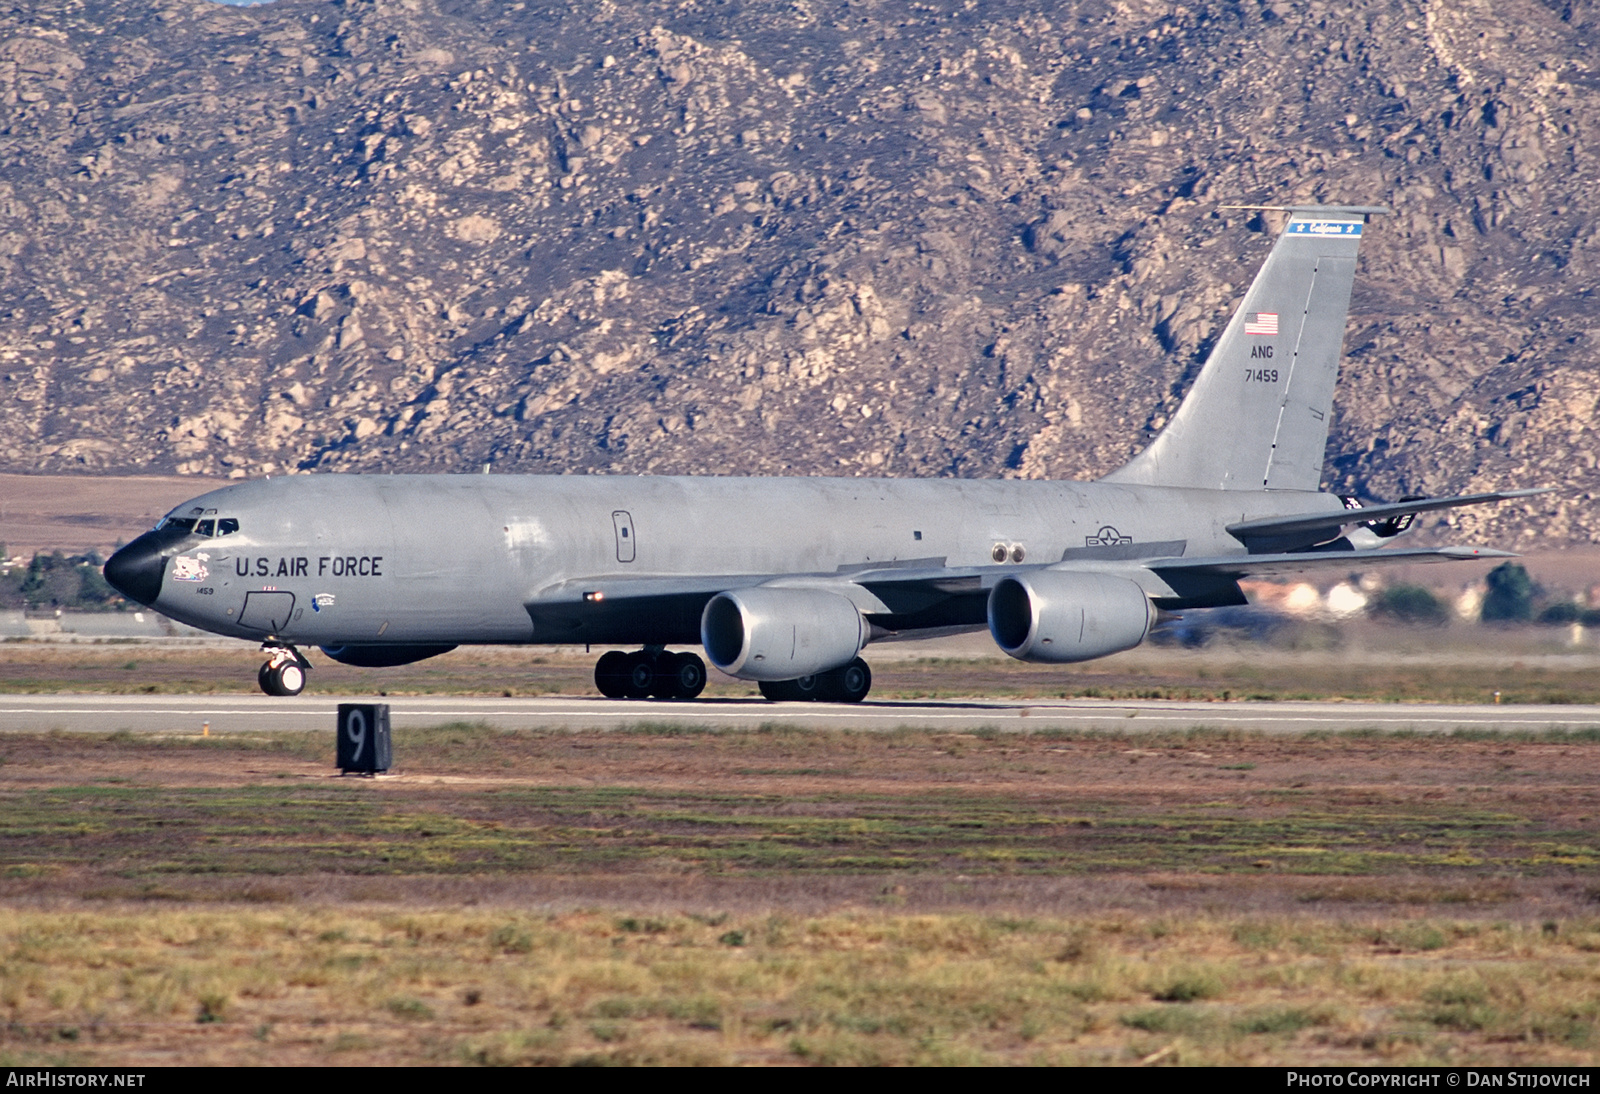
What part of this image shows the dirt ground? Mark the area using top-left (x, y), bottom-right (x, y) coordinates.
top-left (0, 473), bottom-right (224, 557)
top-left (2, 726), bottom-right (1596, 917)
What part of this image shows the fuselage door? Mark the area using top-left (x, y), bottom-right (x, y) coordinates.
top-left (239, 591), bottom-right (297, 635)
top-left (612, 510), bottom-right (636, 563)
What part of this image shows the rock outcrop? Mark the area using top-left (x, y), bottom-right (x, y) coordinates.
top-left (1, 0), bottom-right (1597, 547)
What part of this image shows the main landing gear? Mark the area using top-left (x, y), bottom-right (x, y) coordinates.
top-left (594, 647), bottom-right (708, 700)
top-left (258, 644), bottom-right (311, 697)
top-left (757, 657), bottom-right (872, 704)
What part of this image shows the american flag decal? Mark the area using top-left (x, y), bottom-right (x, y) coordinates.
top-left (1244, 311), bottom-right (1279, 335)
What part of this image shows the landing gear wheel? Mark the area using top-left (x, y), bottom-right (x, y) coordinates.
top-left (818, 658), bottom-right (872, 703)
top-left (275, 661), bottom-right (306, 696)
top-left (594, 650), bottom-right (630, 698)
top-left (258, 659), bottom-right (306, 697)
top-left (651, 651), bottom-right (707, 700)
top-left (258, 647), bottom-right (309, 697)
top-left (621, 651), bottom-right (655, 699)
top-left (758, 674), bottom-right (821, 702)
top-left (595, 649), bottom-right (709, 701)
top-left (757, 679), bottom-right (792, 702)
top-left (665, 649), bottom-right (710, 700)
top-left (676, 652), bottom-right (708, 700)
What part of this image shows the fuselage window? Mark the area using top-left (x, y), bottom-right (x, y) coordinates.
top-left (218, 518), bottom-right (240, 536)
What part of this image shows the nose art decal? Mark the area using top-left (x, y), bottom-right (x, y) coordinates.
top-left (171, 556), bottom-right (209, 582)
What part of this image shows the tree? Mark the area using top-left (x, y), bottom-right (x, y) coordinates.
top-left (1538, 601), bottom-right (1582, 624)
top-left (1371, 584), bottom-right (1447, 626)
top-left (75, 562), bottom-right (118, 607)
top-left (1481, 562), bottom-right (1535, 623)
top-left (19, 553), bottom-right (49, 608)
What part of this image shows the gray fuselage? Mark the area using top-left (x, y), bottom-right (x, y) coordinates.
top-left (125, 474), bottom-right (1342, 649)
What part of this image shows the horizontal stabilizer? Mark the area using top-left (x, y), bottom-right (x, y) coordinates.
top-left (1226, 488), bottom-right (1551, 553)
top-left (1148, 544), bottom-right (1516, 580)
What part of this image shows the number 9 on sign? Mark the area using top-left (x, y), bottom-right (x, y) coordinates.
top-left (337, 703), bottom-right (391, 774)
top-left (346, 709), bottom-right (366, 764)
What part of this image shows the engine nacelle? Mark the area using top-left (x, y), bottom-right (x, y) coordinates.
top-left (701, 587), bottom-right (868, 681)
top-left (987, 571), bottom-right (1154, 663)
top-left (319, 643), bottom-right (458, 668)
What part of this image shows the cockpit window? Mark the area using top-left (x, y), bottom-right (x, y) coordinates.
top-left (157, 515), bottom-right (239, 536)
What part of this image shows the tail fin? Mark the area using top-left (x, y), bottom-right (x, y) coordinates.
top-left (1103, 204), bottom-right (1387, 492)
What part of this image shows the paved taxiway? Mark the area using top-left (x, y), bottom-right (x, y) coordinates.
top-left (2, 694), bottom-right (1598, 735)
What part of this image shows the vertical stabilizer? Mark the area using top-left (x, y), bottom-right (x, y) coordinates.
top-left (1102, 205), bottom-right (1386, 492)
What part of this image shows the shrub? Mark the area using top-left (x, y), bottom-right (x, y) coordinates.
top-left (1538, 601), bottom-right (1582, 625)
top-left (1151, 972), bottom-right (1222, 1002)
top-left (1371, 584), bottom-right (1447, 625)
top-left (1481, 563), bottom-right (1535, 623)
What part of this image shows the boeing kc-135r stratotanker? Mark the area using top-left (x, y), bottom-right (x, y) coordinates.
top-left (104, 205), bottom-right (1542, 699)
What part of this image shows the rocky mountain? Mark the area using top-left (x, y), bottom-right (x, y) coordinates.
top-left (0, 0), bottom-right (1596, 547)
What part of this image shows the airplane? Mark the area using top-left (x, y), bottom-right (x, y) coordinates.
top-left (103, 204), bottom-right (1541, 700)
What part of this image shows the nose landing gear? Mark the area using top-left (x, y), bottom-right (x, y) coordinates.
top-left (258, 645), bottom-right (311, 697)
top-left (594, 647), bottom-right (708, 700)
top-left (758, 658), bottom-right (872, 703)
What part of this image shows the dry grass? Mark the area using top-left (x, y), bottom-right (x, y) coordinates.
top-left (1, 909), bottom-right (1597, 1066)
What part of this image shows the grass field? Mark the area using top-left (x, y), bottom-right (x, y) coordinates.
top-left (4, 908), bottom-right (1598, 1066)
top-left (2, 723), bottom-right (1599, 1065)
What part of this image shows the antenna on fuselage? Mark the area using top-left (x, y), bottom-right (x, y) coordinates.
top-left (1218, 204), bottom-right (1391, 217)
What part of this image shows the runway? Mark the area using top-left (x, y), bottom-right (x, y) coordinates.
top-left (3, 693), bottom-right (1598, 735)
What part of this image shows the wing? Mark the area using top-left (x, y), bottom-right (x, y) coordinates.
top-left (1148, 544), bottom-right (1515, 575)
top-left (1138, 544), bottom-right (1516, 609)
top-left (524, 558), bottom-right (996, 644)
top-left (523, 541), bottom-right (1517, 642)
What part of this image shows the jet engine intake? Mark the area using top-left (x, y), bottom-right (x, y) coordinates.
top-left (987, 571), bottom-right (1154, 663)
top-left (701, 587), bottom-right (868, 681)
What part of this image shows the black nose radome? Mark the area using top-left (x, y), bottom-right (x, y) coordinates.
top-left (104, 528), bottom-right (187, 606)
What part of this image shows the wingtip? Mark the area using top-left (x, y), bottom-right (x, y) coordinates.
top-left (1438, 546), bottom-right (1520, 560)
